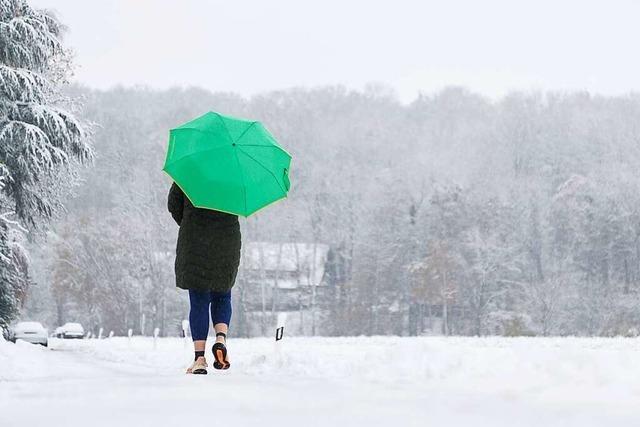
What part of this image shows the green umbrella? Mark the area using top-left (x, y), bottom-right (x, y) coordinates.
top-left (163, 111), bottom-right (291, 217)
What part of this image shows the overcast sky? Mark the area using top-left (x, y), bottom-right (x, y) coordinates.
top-left (29, 0), bottom-right (640, 102)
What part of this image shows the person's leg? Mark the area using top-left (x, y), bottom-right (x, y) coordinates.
top-left (210, 290), bottom-right (232, 369)
top-left (210, 290), bottom-right (232, 335)
top-left (188, 289), bottom-right (211, 359)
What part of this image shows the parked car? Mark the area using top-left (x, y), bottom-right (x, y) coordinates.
top-left (11, 321), bottom-right (48, 346)
top-left (56, 322), bottom-right (85, 339)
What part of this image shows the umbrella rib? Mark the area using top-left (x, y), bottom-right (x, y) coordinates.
top-left (215, 113), bottom-right (236, 143)
top-left (163, 145), bottom-right (229, 167)
top-left (236, 146), bottom-right (288, 194)
top-left (233, 148), bottom-right (248, 215)
top-left (233, 121), bottom-right (257, 144)
top-left (234, 143), bottom-right (292, 158)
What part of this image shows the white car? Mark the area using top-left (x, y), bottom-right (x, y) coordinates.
top-left (56, 322), bottom-right (85, 339)
top-left (11, 321), bottom-right (48, 346)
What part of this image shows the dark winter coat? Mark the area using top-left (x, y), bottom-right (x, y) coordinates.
top-left (167, 183), bottom-right (241, 292)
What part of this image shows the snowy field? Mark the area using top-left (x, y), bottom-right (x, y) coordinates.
top-left (2, 336), bottom-right (640, 426)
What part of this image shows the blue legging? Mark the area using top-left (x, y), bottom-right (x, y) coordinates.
top-left (188, 289), bottom-right (232, 341)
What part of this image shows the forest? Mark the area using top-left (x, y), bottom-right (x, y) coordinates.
top-left (19, 84), bottom-right (640, 338)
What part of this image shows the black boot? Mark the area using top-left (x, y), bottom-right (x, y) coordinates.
top-left (212, 332), bottom-right (230, 370)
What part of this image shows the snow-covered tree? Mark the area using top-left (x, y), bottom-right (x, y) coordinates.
top-left (0, 0), bottom-right (91, 327)
top-left (0, 214), bottom-right (28, 328)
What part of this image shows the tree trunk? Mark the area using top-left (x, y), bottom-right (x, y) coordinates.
top-left (442, 269), bottom-right (449, 336)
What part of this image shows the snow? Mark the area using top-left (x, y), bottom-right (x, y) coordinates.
top-left (1, 335), bottom-right (640, 426)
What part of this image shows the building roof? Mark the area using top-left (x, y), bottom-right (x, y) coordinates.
top-left (243, 242), bottom-right (330, 289)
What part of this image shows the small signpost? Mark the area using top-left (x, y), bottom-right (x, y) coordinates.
top-left (274, 313), bottom-right (287, 365)
top-left (276, 313), bottom-right (287, 341)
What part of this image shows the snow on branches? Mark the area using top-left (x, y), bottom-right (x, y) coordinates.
top-left (0, 0), bottom-right (91, 226)
top-left (0, 0), bottom-right (63, 72)
top-left (0, 65), bottom-right (51, 102)
top-left (0, 0), bottom-right (92, 326)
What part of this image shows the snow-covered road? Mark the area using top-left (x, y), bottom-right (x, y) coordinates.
top-left (1, 336), bottom-right (640, 427)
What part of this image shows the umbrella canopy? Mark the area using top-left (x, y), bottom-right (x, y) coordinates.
top-left (163, 111), bottom-right (291, 217)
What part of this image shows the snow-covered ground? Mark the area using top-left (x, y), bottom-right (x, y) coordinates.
top-left (2, 335), bottom-right (640, 426)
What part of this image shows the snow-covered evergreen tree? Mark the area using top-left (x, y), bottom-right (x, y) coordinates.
top-left (0, 0), bottom-right (91, 327)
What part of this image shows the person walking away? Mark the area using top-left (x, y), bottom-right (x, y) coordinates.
top-left (168, 182), bottom-right (241, 374)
